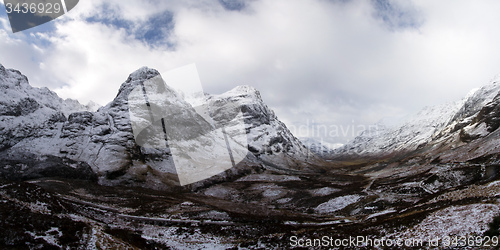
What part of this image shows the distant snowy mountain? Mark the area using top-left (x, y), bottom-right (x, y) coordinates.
top-left (0, 64), bottom-right (320, 188)
top-left (332, 100), bottom-right (465, 157)
top-left (84, 100), bottom-right (102, 112)
top-left (332, 76), bottom-right (500, 162)
top-left (299, 137), bottom-right (343, 157)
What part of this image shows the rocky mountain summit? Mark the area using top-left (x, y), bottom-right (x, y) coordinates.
top-left (0, 64), bottom-right (319, 189)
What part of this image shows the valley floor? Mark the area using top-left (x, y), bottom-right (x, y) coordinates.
top-left (1, 161), bottom-right (500, 249)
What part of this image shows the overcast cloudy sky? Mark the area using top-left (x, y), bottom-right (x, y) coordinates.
top-left (1, 0), bottom-right (500, 144)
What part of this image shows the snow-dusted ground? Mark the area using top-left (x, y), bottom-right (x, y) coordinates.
top-left (141, 225), bottom-right (233, 250)
top-left (366, 208), bottom-right (397, 220)
top-left (399, 204), bottom-right (499, 239)
top-left (236, 174), bottom-right (301, 182)
top-left (315, 195), bottom-right (362, 214)
top-left (308, 187), bottom-right (340, 196)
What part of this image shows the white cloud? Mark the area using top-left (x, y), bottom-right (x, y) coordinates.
top-left (0, 15), bottom-right (9, 31)
top-left (2, 0), bottom-right (500, 143)
top-left (35, 20), bottom-right (172, 104)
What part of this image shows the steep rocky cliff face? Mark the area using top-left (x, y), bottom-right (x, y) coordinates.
top-left (206, 85), bottom-right (318, 171)
top-left (0, 64), bottom-right (318, 188)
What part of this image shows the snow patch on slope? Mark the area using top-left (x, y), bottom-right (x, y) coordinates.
top-left (400, 203), bottom-right (499, 239)
top-left (315, 195), bottom-right (362, 214)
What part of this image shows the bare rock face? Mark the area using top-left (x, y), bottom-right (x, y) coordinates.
top-left (206, 85), bottom-right (319, 171)
top-left (0, 64), bottom-right (316, 188)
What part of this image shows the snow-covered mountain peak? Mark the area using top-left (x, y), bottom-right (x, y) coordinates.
top-left (333, 95), bottom-right (465, 156)
top-left (106, 66), bottom-right (191, 114)
top-left (451, 78), bottom-right (500, 123)
top-left (300, 137), bottom-right (343, 157)
top-left (217, 85), bottom-right (261, 100)
top-left (229, 85), bottom-right (258, 94)
top-left (0, 64), bottom-right (90, 116)
top-left (85, 100), bottom-right (102, 112)
top-left (332, 74), bottom-right (500, 158)
top-left (113, 67), bottom-right (161, 101)
top-left (128, 66), bottom-right (160, 82)
top-left (0, 63), bottom-right (29, 89)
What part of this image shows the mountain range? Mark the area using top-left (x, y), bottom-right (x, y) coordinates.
top-left (2, 63), bottom-right (500, 248)
top-left (331, 76), bottom-right (500, 165)
top-left (0, 63), bottom-right (324, 189)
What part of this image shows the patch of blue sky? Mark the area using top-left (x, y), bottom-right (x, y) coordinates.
top-left (371, 0), bottom-right (423, 31)
top-left (135, 11), bottom-right (175, 48)
top-left (0, 3), bottom-right (57, 52)
top-left (85, 2), bottom-right (133, 31)
top-left (218, 0), bottom-right (246, 11)
top-left (86, 8), bottom-right (174, 49)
